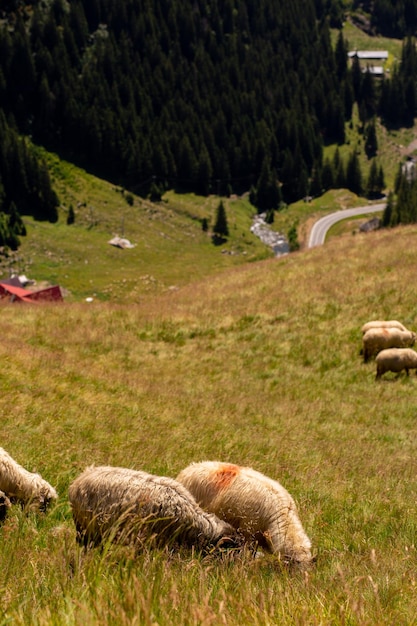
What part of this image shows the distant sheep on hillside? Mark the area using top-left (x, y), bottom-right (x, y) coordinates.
top-left (0, 448), bottom-right (57, 511)
top-left (375, 348), bottom-right (417, 380)
top-left (362, 328), bottom-right (416, 362)
top-left (176, 461), bottom-right (313, 566)
top-left (361, 320), bottom-right (407, 334)
top-left (68, 466), bottom-right (241, 551)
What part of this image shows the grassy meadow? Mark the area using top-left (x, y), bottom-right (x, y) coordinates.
top-left (1, 15), bottom-right (417, 626)
top-left (0, 150), bottom-right (272, 303)
top-left (1, 218), bottom-right (417, 624)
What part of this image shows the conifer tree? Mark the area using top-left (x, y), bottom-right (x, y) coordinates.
top-left (255, 157), bottom-right (281, 213)
top-left (343, 77), bottom-right (354, 120)
top-left (364, 118), bottom-right (378, 158)
top-left (310, 161), bottom-right (323, 196)
top-left (67, 204), bottom-right (75, 225)
top-left (382, 191), bottom-right (395, 227)
top-left (149, 181), bottom-right (162, 202)
top-left (328, 0), bottom-right (345, 27)
top-left (377, 164), bottom-right (385, 193)
top-left (335, 30), bottom-right (348, 79)
top-left (249, 185), bottom-right (257, 206)
top-left (213, 200), bottom-right (229, 238)
top-left (178, 136), bottom-right (197, 187)
top-left (8, 201), bottom-right (26, 236)
top-left (0, 210), bottom-right (20, 250)
top-left (196, 146), bottom-right (213, 196)
top-left (361, 70), bottom-right (377, 119)
top-left (265, 208), bottom-right (274, 224)
top-left (366, 159), bottom-right (384, 198)
top-left (346, 150), bottom-right (362, 195)
top-left (351, 54), bottom-right (363, 102)
top-left (396, 176), bottom-right (417, 224)
top-left (0, 213), bottom-right (11, 248)
top-left (287, 222), bottom-right (300, 251)
top-left (394, 162), bottom-right (403, 193)
top-left (333, 147), bottom-right (345, 187)
top-left (322, 158), bottom-right (334, 191)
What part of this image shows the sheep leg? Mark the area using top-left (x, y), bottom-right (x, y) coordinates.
top-left (74, 521), bottom-right (100, 549)
top-left (0, 491), bottom-right (11, 522)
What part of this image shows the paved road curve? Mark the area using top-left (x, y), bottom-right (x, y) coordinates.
top-left (308, 202), bottom-right (386, 248)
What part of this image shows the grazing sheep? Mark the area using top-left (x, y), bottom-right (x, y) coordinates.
top-left (361, 320), bottom-right (407, 335)
top-left (68, 466), bottom-right (240, 551)
top-left (0, 490), bottom-right (11, 522)
top-left (176, 461), bottom-right (312, 566)
top-left (0, 448), bottom-right (57, 511)
top-left (375, 348), bottom-right (417, 380)
top-left (362, 328), bottom-right (416, 362)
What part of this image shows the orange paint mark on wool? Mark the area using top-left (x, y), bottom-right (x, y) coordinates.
top-left (210, 464), bottom-right (240, 492)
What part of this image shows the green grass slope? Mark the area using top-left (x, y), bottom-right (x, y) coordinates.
top-left (0, 151), bottom-right (272, 302)
top-left (2, 92), bottom-right (416, 303)
top-left (1, 221), bottom-right (417, 624)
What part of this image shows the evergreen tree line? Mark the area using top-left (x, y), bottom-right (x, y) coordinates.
top-left (346, 37), bottom-right (417, 130)
top-left (382, 163), bottom-right (417, 226)
top-left (1, 0), bottom-right (417, 240)
top-left (322, 146), bottom-right (385, 199)
top-left (0, 0), bottom-right (352, 209)
top-left (352, 0), bottom-right (417, 38)
top-left (0, 111), bottom-right (58, 250)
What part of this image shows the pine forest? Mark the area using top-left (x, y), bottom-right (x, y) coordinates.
top-left (2, 0), bottom-right (417, 247)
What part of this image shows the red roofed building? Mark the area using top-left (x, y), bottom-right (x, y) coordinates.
top-left (0, 281), bottom-right (63, 302)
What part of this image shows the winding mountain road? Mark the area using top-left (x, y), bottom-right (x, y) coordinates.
top-left (308, 202), bottom-right (386, 248)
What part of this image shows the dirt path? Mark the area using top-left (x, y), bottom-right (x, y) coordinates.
top-left (402, 138), bottom-right (417, 157)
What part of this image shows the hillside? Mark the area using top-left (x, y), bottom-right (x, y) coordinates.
top-left (3, 2), bottom-right (417, 262)
top-left (2, 2), bottom-right (417, 622)
top-left (0, 151), bottom-right (278, 301)
top-left (0, 133), bottom-right (411, 302)
top-left (1, 222), bottom-right (417, 623)
top-left (4, 0), bottom-right (417, 232)
top-left (0, 0), bottom-right (341, 202)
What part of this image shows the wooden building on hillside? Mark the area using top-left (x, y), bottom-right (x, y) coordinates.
top-left (348, 50), bottom-right (388, 77)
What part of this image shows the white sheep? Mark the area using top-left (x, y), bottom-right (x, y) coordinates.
top-left (176, 461), bottom-right (313, 566)
top-left (362, 327), bottom-right (416, 362)
top-left (0, 447), bottom-right (58, 511)
top-left (0, 490), bottom-right (11, 521)
top-left (68, 465), bottom-right (241, 551)
top-left (375, 347), bottom-right (417, 380)
top-left (361, 320), bottom-right (407, 335)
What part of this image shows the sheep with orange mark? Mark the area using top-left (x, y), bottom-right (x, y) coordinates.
top-left (68, 465), bottom-right (241, 551)
top-left (361, 320), bottom-right (407, 335)
top-left (0, 447), bottom-right (57, 511)
top-left (362, 327), bottom-right (416, 362)
top-left (176, 461), bottom-right (313, 566)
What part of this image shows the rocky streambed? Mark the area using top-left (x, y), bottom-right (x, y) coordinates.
top-left (251, 213), bottom-right (289, 257)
